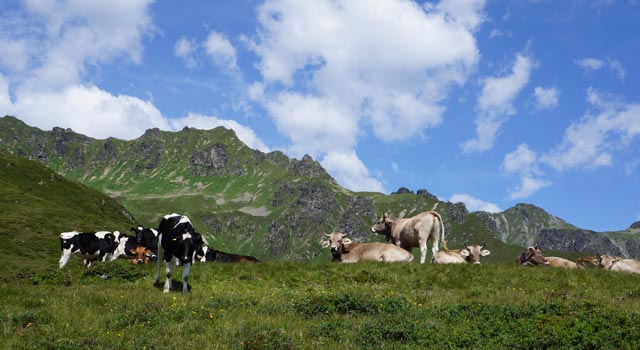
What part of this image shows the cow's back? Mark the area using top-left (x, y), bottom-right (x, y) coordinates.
top-left (435, 250), bottom-right (466, 264)
top-left (392, 212), bottom-right (437, 245)
top-left (343, 243), bottom-right (413, 263)
top-left (612, 259), bottom-right (640, 273)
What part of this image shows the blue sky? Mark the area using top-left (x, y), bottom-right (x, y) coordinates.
top-left (1, 0), bottom-right (639, 232)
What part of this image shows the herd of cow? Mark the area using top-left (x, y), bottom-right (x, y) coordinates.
top-left (59, 211), bottom-right (640, 294)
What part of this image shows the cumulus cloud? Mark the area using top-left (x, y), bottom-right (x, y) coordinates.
top-left (321, 151), bottom-right (385, 193)
top-left (575, 57), bottom-right (626, 81)
top-left (247, 0), bottom-right (484, 190)
top-left (175, 36), bottom-right (198, 69)
top-left (204, 31), bottom-right (239, 73)
top-left (449, 193), bottom-right (501, 213)
top-left (502, 143), bottom-right (551, 199)
top-left (462, 53), bottom-right (533, 153)
top-left (507, 175), bottom-right (551, 200)
top-left (541, 88), bottom-right (640, 172)
top-left (533, 86), bottom-right (559, 110)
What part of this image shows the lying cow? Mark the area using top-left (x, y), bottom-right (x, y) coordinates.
top-left (112, 235), bottom-right (155, 265)
top-left (322, 232), bottom-right (413, 263)
top-left (59, 231), bottom-right (119, 269)
top-left (154, 213), bottom-right (203, 293)
top-left (598, 255), bottom-right (640, 274)
top-left (516, 245), bottom-right (549, 266)
top-left (434, 242), bottom-right (490, 264)
top-left (196, 246), bottom-right (259, 263)
top-left (545, 256), bottom-right (584, 269)
top-left (131, 225), bottom-right (159, 258)
top-left (371, 211), bottom-right (445, 264)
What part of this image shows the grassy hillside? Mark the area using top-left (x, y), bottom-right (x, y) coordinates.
top-left (0, 149), bottom-right (137, 270)
top-left (1, 261), bottom-right (639, 349)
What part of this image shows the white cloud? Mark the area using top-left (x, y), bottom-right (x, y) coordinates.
top-left (502, 143), bottom-right (537, 174)
top-left (248, 0), bottom-right (484, 191)
top-left (575, 57), bottom-right (626, 81)
top-left (13, 85), bottom-right (168, 140)
top-left (321, 151), bottom-right (385, 193)
top-left (449, 193), bottom-right (501, 213)
top-left (169, 113), bottom-right (270, 152)
top-left (204, 31), bottom-right (239, 73)
top-left (507, 175), bottom-right (552, 200)
top-left (462, 53), bottom-right (533, 153)
top-left (533, 86), bottom-right (559, 110)
top-left (175, 37), bottom-right (198, 69)
top-left (502, 143), bottom-right (551, 199)
top-left (541, 88), bottom-right (640, 172)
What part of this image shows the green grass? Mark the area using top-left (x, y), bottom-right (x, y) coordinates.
top-left (2, 261), bottom-right (639, 350)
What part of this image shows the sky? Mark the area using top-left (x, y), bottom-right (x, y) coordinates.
top-left (1, 0), bottom-right (639, 232)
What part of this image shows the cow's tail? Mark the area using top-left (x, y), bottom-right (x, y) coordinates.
top-left (432, 211), bottom-right (446, 249)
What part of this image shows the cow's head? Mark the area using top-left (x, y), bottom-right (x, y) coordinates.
top-left (598, 255), bottom-right (620, 270)
top-left (129, 246), bottom-right (152, 265)
top-left (322, 232), bottom-right (352, 260)
top-left (460, 243), bottom-right (491, 264)
top-left (195, 245), bottom-right (215, 263)
top-left (370, 213), bottom-right (393, 240)
top-left (518, 245), bottom-right (549, 266)
top-left (177, 232), bottom-right (204, 265)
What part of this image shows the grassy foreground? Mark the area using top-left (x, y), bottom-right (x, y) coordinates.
top-left (2, 261), bottom-right (640, 350)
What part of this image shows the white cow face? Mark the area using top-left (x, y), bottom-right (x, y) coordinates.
top-left (460, 244), bottom-right (491, 264)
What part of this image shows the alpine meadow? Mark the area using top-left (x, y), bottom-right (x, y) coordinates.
top-left (2, 116), bottom-right (640, 349)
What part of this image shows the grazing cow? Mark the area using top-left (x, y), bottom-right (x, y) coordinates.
top-left (112, 235), bottom-right (154, 265)
top-left (435, 242), bottom-right (491, 264)
top-left (371, 211), bottom-right (445, 264)
top-left (598, 255), bottom-right (640, 274)
top-left (59, 231), bottom-right (119, 269)
top-left (545, 257), bottom-right (584, 269)
top-left (154, 213), bottom-right (203, 293)
top-left (131, 226), bottom-right (159, 260)
top-left (321, 232), bottom-right (414, 263)
top-left (516, 245), bottom-right (549, 266)
top-left (195, 246), bottom-right (259, 263)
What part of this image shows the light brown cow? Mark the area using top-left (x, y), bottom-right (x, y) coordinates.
top-left (545, 256), bottom-right (584, 269)
top-left (577, 255), bottom-right (599, 268)
top-left (371, 211), bottom-right (445, 264)
top-left (321, 232), bottom-right (414, 263)
top-left (130, 246), bottom-right (153, 265)
top-left (434, 243), bottom-right (491, 264)
top-left (516, 245), bottom-right (549, 266)
top-left (598, 255), bottom-right (640, 274)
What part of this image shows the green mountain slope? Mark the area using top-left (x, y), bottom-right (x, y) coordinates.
top-left (2, 115), bottom-right (638, 260)
top-left (0, 149), bottom-right (136, 270)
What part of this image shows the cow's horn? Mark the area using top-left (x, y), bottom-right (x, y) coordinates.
top-left (323, 232), bottom-right (331, 237)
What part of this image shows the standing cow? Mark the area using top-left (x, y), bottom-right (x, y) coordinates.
top-left (59, 231), bottom-right (120, 269)
top-left (322, 232), bottom-right (413, 263)
top-left (435, 242), bottom-right (491, 264)
top-left (154, 213), bottom-right (203, 293)
top-left (371, 211), bottom-right (445, 264)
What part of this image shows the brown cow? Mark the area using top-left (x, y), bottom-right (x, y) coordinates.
top-left (130, 246), bottom-right (153, 265)
top-left (371, 211), bottom-right (445, 264)
top-left (434, 242), bottom-right (491, 264)
top-left (598, 255), bottom-right (640, 274)
top-left (516, 245), bottom-right (549, 266)
top-left (545, 256), bottom-right (584, 269)
top-left (577, 255), bottom-right (599, 268)
top-left (322, 232), bottom-right (413, 263)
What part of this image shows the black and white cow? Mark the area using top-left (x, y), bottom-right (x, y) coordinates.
top-left (59, 231), bottom-right (120, 269)
top-left (154, 213), bottom-right (203, 293)
top-left (196, 246), bottom-right (260, 263)
top-left (130, 225), bottom-right (159, 261)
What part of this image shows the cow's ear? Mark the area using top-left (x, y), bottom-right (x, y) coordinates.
top-left (481, 249), bottom-right (491, 256)
top-left (342, 238), bottom-right (353, 245)
top-left (321, 241), bottom-right (330, 248)
top-left (129, 248), bottom-right (137, 254)
top-left (460, 249), bottom-right (470, 257)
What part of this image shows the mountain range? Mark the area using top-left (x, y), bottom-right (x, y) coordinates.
top-left (2, 115), bottom-right (639, 261)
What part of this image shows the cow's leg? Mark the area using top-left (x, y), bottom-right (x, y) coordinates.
top-left (84, 259), bottom-right (93, 268)
top-left (181, 262), bottom-right (191, 294)
top-left (59, 251), bottom-right (71, 269)
top-left (431, 237), bottom-right (439, 264)
top-left (418, 238), bottom-right (428, 264)
top-left (154, 239), bottom-right (164, 286)
top-left (163, 257), bottom-right (174, 293)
